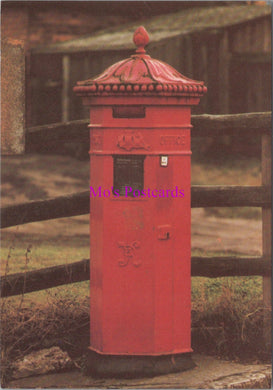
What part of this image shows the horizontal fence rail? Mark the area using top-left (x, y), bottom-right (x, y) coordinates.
top-left (26, 112), bottom-right (272, 152)
top-left (1, 186), bottom-right (271, 229)
top-left (1, 256), bottom-right (271, 298)
top-left (1, 112), bottom-right (271, 314)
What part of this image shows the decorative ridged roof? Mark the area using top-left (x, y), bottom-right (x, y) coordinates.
top-left (73, 26), bottom-right (207, 97)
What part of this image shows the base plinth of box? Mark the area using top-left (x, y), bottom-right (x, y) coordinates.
top-left (86, 349), bottom-right (195, 378)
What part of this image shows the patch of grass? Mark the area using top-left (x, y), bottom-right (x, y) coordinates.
top-left (1, 233), bottom-right (90, 305)
top-left (192, 157), bottom-right (261, 220)
top-left (189, 249), bottom-right (268, 362)
top-left (192, 276), bottom-right (262, 310)
top-left (1, 233), bottom-right (89, 276)
top-left (191, 157), bottom-right (261, 186)
top-left (191, 271), bottom-right (268, 362)
top-left (204, 207), bottom-right (262, 220)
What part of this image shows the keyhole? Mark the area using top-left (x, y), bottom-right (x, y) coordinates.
top-left (166, 232), bottom-right (170, 239)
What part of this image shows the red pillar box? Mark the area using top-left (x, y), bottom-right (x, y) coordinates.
top-left (74, 26), bottom-right (207, 377)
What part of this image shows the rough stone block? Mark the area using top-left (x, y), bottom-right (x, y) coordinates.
top-left (12, 347), bottom-right (74, 379)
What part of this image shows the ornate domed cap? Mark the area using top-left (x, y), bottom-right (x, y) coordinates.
top-left (74, 26), bottom-right (207, 96)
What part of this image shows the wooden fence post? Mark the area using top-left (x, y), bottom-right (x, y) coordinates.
top-left (62, 54), bottom-right (70, 122)
top-left (1, 38), bottom-right (25, 154)
top-left (262, 133), bottom-right (272, 352)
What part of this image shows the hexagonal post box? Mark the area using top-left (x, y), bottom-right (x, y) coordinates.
top-left (74, 26), bottom-right (207, 377)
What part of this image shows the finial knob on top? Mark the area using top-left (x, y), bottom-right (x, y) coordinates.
top-left (133, 26), bottom-right (149, 54)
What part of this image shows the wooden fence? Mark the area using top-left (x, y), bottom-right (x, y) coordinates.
top-left (1, 111), bottom-right (271, 344)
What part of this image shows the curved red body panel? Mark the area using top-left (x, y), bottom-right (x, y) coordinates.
top-left (74, 27), bottom-right (206, 358)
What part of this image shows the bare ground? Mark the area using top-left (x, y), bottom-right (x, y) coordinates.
top-left (7, 353), bottom-right (271, 389)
